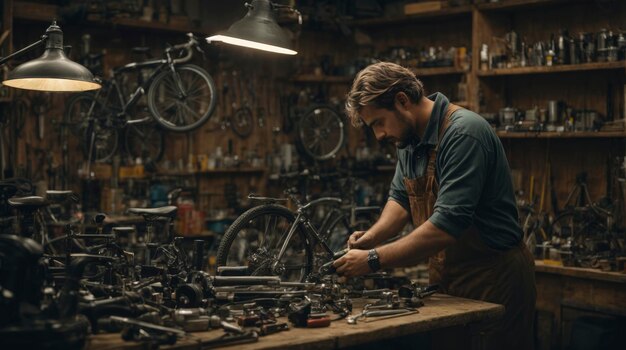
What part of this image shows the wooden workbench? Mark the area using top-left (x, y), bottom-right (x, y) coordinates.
top-left (86, 294), bottom-right (504, 350)
top-left (534, 261), bottom-right (626, 349)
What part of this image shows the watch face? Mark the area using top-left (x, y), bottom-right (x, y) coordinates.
top-left (368, 249), bottom-right (380, 271)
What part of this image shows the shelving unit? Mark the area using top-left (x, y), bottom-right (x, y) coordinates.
top-left (348, 4), bottom-right (472, 27)
top-left (157, 168), bottom-right (266, 177)
top-left (496, 131), bottom-right (626, 139)
top-left (290, 74), bottom-right (353, 84)
top-left (410, 66), bottom-right (469, 76)
top-left (12, 1), bottom-right (211, 34)
top-left (475, 0), bottom-right (591, 12)
top-left (477, 61), bottom-right (626, 77)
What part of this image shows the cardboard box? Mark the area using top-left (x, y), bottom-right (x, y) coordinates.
top-left (119, 166), bottom-right (135, 179)
top-left (404, 1), bottom-right (443, 15)
top-left (92, 163), bottom-right (112, 179)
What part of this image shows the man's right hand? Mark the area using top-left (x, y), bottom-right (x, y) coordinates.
top-left (348, 230), bottom-right (373, 249)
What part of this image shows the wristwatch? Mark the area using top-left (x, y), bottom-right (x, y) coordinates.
top-left (367, 249), bottom-right (381, 272)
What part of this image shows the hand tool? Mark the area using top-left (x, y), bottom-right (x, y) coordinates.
top-left (319, 248), bottom-right (350, 275)
top-left (259, 322), bottom-right (289, 335)
top-left (347, 308), bottom-right (417, 325)
top-left (110, 315), bottom-right (186, 337)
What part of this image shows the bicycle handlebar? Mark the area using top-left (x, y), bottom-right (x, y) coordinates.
top-left (168, 33), bottom-right (201, 64)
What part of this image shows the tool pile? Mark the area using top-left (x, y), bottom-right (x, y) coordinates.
top-left (0, 203), bottom-right (436, 349)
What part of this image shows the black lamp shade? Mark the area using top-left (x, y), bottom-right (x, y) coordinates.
top-left (2, 22), bottom-right (100, 92)
top-left (207, 0), bottom-right (297, 55)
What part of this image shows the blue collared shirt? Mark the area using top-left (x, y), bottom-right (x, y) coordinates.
top-left (388, 93), bottom-right (521, 250)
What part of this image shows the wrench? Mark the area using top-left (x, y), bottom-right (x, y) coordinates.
top-left (347, 308), bottom-right (417, 325)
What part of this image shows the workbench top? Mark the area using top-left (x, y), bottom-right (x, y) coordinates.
top-left (535, 260), bottom-right (626, 283)
top-left (86, 294), bottom-right (504, 350)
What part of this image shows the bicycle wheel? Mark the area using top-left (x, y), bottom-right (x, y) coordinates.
top-left (231, 106), bottom-right (254, 138)
top-left (551, 209), bottom-right (606, 246)
top-left (84, 120), bottom-right (119, 163)
top-left (297, 105), bottom-right (345, 161)
top-left (321, 212), bottom-right (375, 253)
top-left (147, 64), bottom-right (217, 132)
top-left (216, 204), bottom-right (313, 282)
top-left (124, 123), bottom-right (165, 162)
top-left (65, 93), bottom-right (100, 137)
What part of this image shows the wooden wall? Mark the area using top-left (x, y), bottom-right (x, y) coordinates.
top-left (6, 1), bottom-right (626, 216)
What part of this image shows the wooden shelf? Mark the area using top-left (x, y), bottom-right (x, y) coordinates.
top-left (497, 131), bottom-right (626, 139)
top-left (535, 260), bottom-right (626, 283)
top-left (477, 61), bottom-right (626, 77)
top-left (157, 168), bottom-right (266, 176)
top-left (476, 0), bottom-right (591, 12)
top-left (13, 1), bottom-right (210, 34)
top-left (290, 74), bottom-right (353, 84)
top-left (348, 4), bottom-right (471, 27)
top-left (410, 66), bottom-right (469, 76)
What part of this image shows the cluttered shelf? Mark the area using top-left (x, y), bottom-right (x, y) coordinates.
top-left (290, 66), bottom-right (469, 83)
top-left (13, 1), bottom-right (210, 34)
top-left (535, 260), bottom-right (626, 283)
top-left (156, 168), bottom-right (267, 177)
top-left (410, 66), bottom-right (469, 76)
top-left (477, 61), bottom-right (626, 77)
top-left (290, 74), bottom-right (353, 84)
top-left (348, 4), bottom-right (471, 27)
top-left (496, 131), bottom-right (626, 139)
top-left (476, 0), bottom-right (591, 12)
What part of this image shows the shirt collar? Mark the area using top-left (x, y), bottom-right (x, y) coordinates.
top-left (419, 92), bottom-right (449, 147)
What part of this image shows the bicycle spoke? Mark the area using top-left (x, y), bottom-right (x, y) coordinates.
top-left (262, 214), bottom-right (276, 248)
top-left (180, 102), bottom-right (201, 122)
top-left (307, 137), bottom-right (320, 150)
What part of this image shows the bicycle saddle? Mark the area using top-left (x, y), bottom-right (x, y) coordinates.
top-left (112, 226), bottom-right (136, 234)
top-left (127, 206), bottom-right (177, 218)
top-left (8, 196), bottom-right (48, 210)
top-left (46, 190), bottom-right (79, 203)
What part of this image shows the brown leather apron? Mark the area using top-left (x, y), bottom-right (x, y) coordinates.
top-left (403, 104), bottom-right (536, 350)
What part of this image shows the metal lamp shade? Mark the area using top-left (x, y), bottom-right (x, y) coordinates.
top-left (207, 0), bottom-right (297, 55)
top-left (2, 21), bottom-right (100, 92)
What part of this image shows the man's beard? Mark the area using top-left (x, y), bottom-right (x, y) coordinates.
top-left (391, 111), bottom-right (414, 148)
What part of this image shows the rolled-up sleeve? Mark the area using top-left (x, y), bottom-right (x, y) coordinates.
top-left (388, 162), bottom-right (410, 212)
top-left (429, 131), bottom-right (490, 238)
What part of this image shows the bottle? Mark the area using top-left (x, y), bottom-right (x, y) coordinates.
top-left (597, 29), bottom-right (609, 62)
top-left (520, 41), bottom-right (528, 67)
top-left (557, 29), bottom-right (569, 65)
top-left (480, 44), bottom-right (489, 70)
top-left (546, 49), bottom-right (555, 67)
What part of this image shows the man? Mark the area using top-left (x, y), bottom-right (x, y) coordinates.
top-left (334, 62), bottom-right (535, 349)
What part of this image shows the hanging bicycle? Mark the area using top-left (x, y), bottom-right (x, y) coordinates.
top-left (64, 33), bottom-right (217, 162)
top-left (296, 104), bottom-right (346, 161)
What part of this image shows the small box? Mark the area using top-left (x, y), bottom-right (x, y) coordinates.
top-left (92, 163), bottom-right (112, 179)
top-left (119, 166), bottom-right (134, 179)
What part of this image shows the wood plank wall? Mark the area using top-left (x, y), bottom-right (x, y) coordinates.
top-left (8, 1), bottom-right (625, 216)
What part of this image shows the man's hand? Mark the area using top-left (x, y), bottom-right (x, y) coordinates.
top-left (333, 249), bottom-right (371, 277)
top-left (348, 231), bottom-right (374, 249)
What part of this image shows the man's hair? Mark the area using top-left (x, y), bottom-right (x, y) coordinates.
top-left (345, 62), bottom-right (424, 127)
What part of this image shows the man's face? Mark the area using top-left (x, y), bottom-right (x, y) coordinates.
top-left (360, 104), bottom-right (415, 148)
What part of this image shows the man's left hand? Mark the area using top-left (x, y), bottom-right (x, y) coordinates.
top-left (333, 249), bottom-right (371, 277)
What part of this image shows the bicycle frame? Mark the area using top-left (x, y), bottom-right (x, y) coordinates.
top-left (270, 197), bottom-right (341, 275)
top-left (93, 59), bottom-right (173, 126)
top-left (88, 36), bottom-right (198, 127)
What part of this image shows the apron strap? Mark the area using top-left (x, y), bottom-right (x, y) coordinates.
top-left (428, 103), bottom-right (463, 192)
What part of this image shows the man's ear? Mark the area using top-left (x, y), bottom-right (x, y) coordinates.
top-left (395, 92), bottom-right (409, 110)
